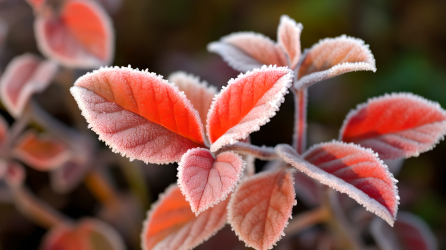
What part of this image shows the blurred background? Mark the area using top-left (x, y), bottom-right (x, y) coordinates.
top-left (1, 0), bottom-right (446, 249)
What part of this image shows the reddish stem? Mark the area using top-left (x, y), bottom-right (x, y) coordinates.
top-left (292, 87), bottom-right (307, 154)
top-left (219, 142), bottom-right (278, 160)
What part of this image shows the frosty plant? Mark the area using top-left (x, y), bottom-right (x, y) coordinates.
top-left (67, 15), bottom-right (445, 250)
top-left (1, 0), bottom-right (442, 248)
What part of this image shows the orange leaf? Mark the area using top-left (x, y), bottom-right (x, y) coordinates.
top-left (276, 142), bottom-right (399, 226)
top-left (71, 66), bottom-right (205, 164)
top-left (34, 0), bottom-right (114, 68)
top-left (295, 35), bottom-right (376, 89)
top-left (141, 185), bottom-right (228, 250)
top-left (0, 54), bottom-right (57, 117)
top-left (228, 167), bottom-right (296, 250)
top-left (340, 93), bottom-right (446, 160)
top-left (41, 219), bottom-right (125, 250)
top-left (12, 131), bottom-right (71, 171)
top-left (207, 66), bottom-right (293, 152)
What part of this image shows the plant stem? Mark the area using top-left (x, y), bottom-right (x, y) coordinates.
top-left (292, 87), bottom-right (307, 155)
top-left (284, 206), bottom-right (328, 235)
top-left (6, 112), bottom-right (30, 148)
top-left (10, 186), bottom-right (69, 228)
top-left (219, 142), bottom-right (278, 160)
top-left (84, 167), bottom-right (120, 208)
top-left (321, 188), bottom-right (364, 250)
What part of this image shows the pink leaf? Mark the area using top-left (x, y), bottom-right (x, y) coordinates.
top-left (41, 218), bottom-right (125, 250)
top-left (178, 148), bottom-right (245, 215)
top-left (277, 15), bottom-right (303, 70)
top-left (295, 35), bottom-right (376, 89)
top-left (71, 66), bottom-right (206, 164)
top-left (12, 131), bottom-right (71, 171)
top-left (276, 142), bottom-right (399, 226)
top-left (34, 0), bottom-right (114, 68)
top-left (340, 93), bottom-right (446, 160)
top-left (208, 32), bottom-right (287, 72)
top-left (0, 115), bottom-right (8, 148)
top-left (228, 167), bottom-right (296, 250)
top-left (371, 212), bottom-right (437, 250)
top-left (168, 71), bottom-right (217, 129)
top-left (0, 54), bottom-right (58, 117)
top-left (141, 184), bottom-right (228, 250)
top-left (207, 65), bottom-right (293, 152)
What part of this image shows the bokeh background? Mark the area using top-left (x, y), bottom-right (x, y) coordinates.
top-left (1, 0), bottom-right (446, 249)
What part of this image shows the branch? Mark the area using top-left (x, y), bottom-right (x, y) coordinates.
top-left (219, 142), bottom-right (278, 160)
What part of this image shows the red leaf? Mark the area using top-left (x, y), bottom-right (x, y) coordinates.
top-left (141, 185), bottom-right (228, 250)
top-left (371, 212), bottom-right (437, 250)
top-left (277, 15), bottom-right (303, 70)
top-left (207, 66), bottom-right (293, 152)
top-left (12, 131), bottom-right (71, 171)
top-left (71, 66), bottom-right (206, 164)
top-left (34, 0), bottom-right (114, 68)
top-left (295, 35), bottom-right (376, 89)
top-left (178, 148), bottom-right (245, 215)
top-left (0, 115), bottom-right (8, 148)
top-left (276, 142), bottom-right (399, 226)
top-left (207, 32), bottom-right (287, 72)
top-left (340, 93), bottom-right (446, 160)
top-left (41, 218), bottom-right (125, 250)
top-left (168, 71), bottom-right (217, 129)
top-left (228, 167), bottom-right (296, 250)
top-left (0, 54), bottom-right (57, 117)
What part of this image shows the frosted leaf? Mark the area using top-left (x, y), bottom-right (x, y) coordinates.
top-left (228, 167), bottom-right (296, 250)
top-left (371, 212), bottom-right (437, 250)
top-left (40, 218), bottom-right (125, 250)
top-left (71, 66), bottom-right (206, 164)
top-left (141, 185), bottom-right (228, 250)
top-left (340, 93), bottom-right (446, 160)
top-left (12, 131), bottom-right (71, 171)
top-left (34, 0), bottom-right (114, 68)
top-left (0, 54), bottom-right (57, 117)
top-left (208, 32), bottom-right (287, 72)
top-left (207, 66), bottom-right (293, 152)
top-left (295, 35), bottom-right (376, 89)
top-left (168, 71), bottom-right (217, 128)
top-left (276, 142), bottom-right (399, 226)
top-left (277, 15), bottom-right (303, 70)
top-left (178, 148), bottom-right (245, 215)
